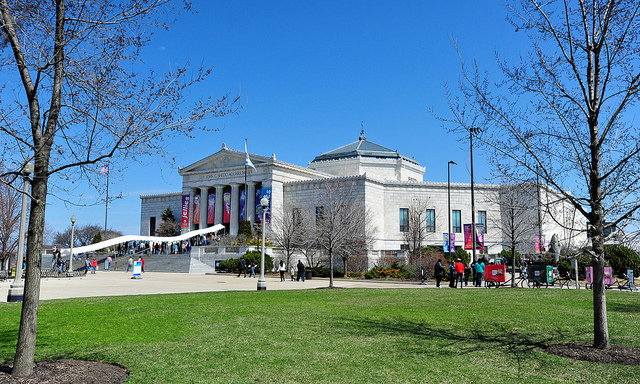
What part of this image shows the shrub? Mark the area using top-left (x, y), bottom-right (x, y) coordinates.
top-left (311, 267), bottom-right (344, 278)
top-left (556, 253), bottom-right (592, 279)
top-left (364, 262), bottom-right (412, 280)
top-left (604, 244), bottom-right (640, 277)
top-left (218, 250), bottom-right (273, 273)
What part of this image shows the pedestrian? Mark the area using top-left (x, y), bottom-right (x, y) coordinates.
top-left (91, 257), bottom-right (98, 274)
top-left (84, 256), bottom-right (91, 275)
top-left (250, 262), bottom-right (256, 278)
top-left (278, 260), bottom-right (286, 282)
top-left (290, 265), bottom-right (295, 281)
top-left (297, 260), bottom-right (306, 282)
top-left (140, 256), bottom-right (145, 272)
top-left (106, 255), bottom-right (112, 271)
top-left (238, 257), bottom-right (246, 278)
top-left (464, 263), bottom-right (471, 286)
top-left (448, 261), bottom-right (455, 288)
top-left (475, 258), bottom-right (485, 287)
top-left (455, 258), bottom-right (464, 288)
top-left (434, 259), bottom-right (445, 288)
top-left (126, 256), bottom-right (133, 272)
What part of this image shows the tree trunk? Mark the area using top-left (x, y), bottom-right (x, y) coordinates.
top-left (329, 250), bottom-right (334, 288)
top-left (12, 175), bottom-right (48, 376)
top-left (592, 236), bottom-right (610, 348)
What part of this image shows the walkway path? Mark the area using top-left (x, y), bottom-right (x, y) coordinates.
top-left (0, 272), bottom-right (429, 303)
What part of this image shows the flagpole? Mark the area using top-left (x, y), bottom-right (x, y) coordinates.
top-left (104, 167), bottom-right (109, 232)
top-left (244, 139), bottom-right (248, 222)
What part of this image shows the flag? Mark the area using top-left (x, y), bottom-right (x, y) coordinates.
top-left (244, 139), bottom-right (256, 170)
top-left (99, 164), bottom-right (109, 175)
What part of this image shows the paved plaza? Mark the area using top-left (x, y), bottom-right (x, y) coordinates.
top-left (0, 272), bottom-right (426, 303)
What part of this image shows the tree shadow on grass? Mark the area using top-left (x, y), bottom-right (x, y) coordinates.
top-left (337, 317), bottom-right (586, 371)
top-left (607, 301), bottom-right (640, 313)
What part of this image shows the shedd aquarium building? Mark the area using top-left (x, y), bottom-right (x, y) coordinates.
top-left (140, 130), bottom-right (587, 269)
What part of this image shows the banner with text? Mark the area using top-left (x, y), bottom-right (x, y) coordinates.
top-left (181, 194), bottom-right (190, 228)
top-left (476, 224), bottom-right (485, 250)
top-left (223, 192), bottom-right (231, 223)
top-left (463, 224), bottom-right (473, 250)
top-left (535, 234), bottom-right (546, 254)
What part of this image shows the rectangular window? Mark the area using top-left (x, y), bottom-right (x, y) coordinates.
top-left (478, 211), bottom-right (487, 234)
top-left (292, 208), bottom-right (301, 225)
top-left (452, 210), bottom-right (461, 233)
top-left (315, 206), bottom-right (325, 224)
top-left (149, 216), bottom-right (156, 236)
top-left (426, 209), bottom-right (436, 232)
top-left (399, 208), bottom-right (409, 232)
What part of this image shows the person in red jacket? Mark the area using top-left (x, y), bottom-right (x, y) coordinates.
top-left (455, 258), bottom-right (465, 288)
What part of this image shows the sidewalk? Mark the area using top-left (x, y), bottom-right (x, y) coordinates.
top-left (0, 272), bottom-right (429, 303)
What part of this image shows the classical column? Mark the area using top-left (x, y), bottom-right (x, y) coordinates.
top-left (247, 182), bottom-right (256, 226)
top-left (230, 184), bottom-right (240, 236)
top-left (214, 185), bottom-right (224, 225)
top-left (199, 187), bottom-right (209, 229)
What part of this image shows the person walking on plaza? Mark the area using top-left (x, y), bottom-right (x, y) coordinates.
top-left (448, 261), bottom-right (455, 288)
top-left (238, 257), bottom-right (246, 278)
top-left (434, 259), bottom-right (445, 288)
top-left (475, 258), bottom-right (485, 287)
top-left (106, 255), bottom-right (112, 271)
top-left (297, 260), bottom-right (305, 282)
top-left (91, 257), bottom-right (98, 274)
top-left (250, 262), bottom-right (256, 278)
top-left (290, 265), bottom-right (295, 281)
top-left (455, 259), bottom-right (464, 288)
top-left (84, 256), bottom-right (91, 275)
top-left (278, 260), bottom-right (286, 281)
top-left (126, 256), bottom-right (133, 272)
top-left (140, 256), bottom-right (145, 272)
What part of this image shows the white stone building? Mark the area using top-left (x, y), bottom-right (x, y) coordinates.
top-left (140, 131), bottom-right (587, 266)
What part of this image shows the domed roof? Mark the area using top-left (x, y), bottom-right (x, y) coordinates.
top-left (310, 129), bottom-right (419, 165)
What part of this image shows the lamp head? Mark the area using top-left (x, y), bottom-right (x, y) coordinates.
top-left (71, 215), bottom-right (76, 224)
top-left (260, 196), bottom-right (269, 208)
top-left (22, 161), bottom-right (34, 175)
top-left (449, 161), bottom-right (457, 165)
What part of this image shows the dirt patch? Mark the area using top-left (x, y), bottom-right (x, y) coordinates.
top-left (545, 342), bottom-right (640, 366)
top-left (0, 359), bottom-right (128, 384)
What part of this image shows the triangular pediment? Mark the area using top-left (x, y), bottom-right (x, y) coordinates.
top-left (179, 145), bottom-right (268, 175)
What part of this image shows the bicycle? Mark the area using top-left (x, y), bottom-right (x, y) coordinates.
top-left (555, 275), bottom-right (580, 289)
top-left (615, 275), bottom-right (639, 292)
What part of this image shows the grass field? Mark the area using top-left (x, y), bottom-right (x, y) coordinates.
top-left (1, 287), bottom-right (639, 383)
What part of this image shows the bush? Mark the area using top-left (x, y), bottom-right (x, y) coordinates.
top-left (498, 249), bottom-right (521, 266)
top-left (218, 250), bottom-right (273, 273)
top-left (604, 244), bottom-right (640, 277)
top-left (364, 262), bottom-right (412, 280)
top-left (311, 267), bottom-right (344, 278)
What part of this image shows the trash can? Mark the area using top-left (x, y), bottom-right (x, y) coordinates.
top-left (305, 270), bottom-right (313, 280)
top-left (531, 265), bottom-right (554, 283)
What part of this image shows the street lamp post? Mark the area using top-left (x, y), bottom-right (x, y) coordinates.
top-left (257, 196), bottom-right (269, 291)
top-left (67, 215), bottom-right (76, 277)
top-left (447, 161), bottom-right (457, 261)
top-left (469, 127), bottom-right (482, 263)
top-left (7, 160), bottom-right (34, 302)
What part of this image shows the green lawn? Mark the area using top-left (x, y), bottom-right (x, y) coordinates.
top-left (1, 288), bottom-right (639, 383)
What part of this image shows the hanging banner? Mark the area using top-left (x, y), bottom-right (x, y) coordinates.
top-left (443, 233), bottom-right (449, 253)
top-left (207, 193), bottom-right (215, 224)
top-left (255, 187), bottom-right (272, 223)
top-left (450, 233), bottom-right (455, 252)
top-left (240, 190), bottom-right (246, 222)
top-left (193, 194), bottom-right (201, 225)
top-left (535, 234), bottom-right (546, 254)
top-left (464, 224), bottom-right (473, 250)
top-left (223, 192), bottom-right (231, 223)
top-left (476, 224), bottom-right (485, 250)
top-left (255, 188), bottom-right (262, 222)
top-left (181, 195), bottom-right (190, 229)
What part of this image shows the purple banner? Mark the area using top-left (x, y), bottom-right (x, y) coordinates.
top-left (240, 190), bottom-right (246, 222)
top-left (223, 192), bottom-right (231, 223)
top-left (193, 194), bottom-right (201, 225)
top-left (207, 193), bottom-right (215, 224)
top-left (181, 195), bottom-right (190, 229)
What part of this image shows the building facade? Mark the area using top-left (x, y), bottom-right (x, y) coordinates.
top-left (140, 132), bottom-right (587, 266)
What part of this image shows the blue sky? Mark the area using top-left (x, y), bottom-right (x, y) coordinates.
top-left (44, 1), bottom-right (530, 237)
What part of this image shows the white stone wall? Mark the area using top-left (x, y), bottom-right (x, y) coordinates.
top-left (139, 192), bottom-right (182, 236)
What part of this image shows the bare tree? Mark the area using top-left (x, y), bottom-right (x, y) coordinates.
top-left (52, 224), bottom-right (120, 248)
top-left (0, 1), bottom-right (239, 375)
top-left (442, 1), bottom-right (640, 349)
top-left (490, 184), bottom-right (539, 286)
top-left (402, 199), bottom-right (433, 264)
top-left (269, 205), bottom-right (304, 269)
top-left (312, 179), bottom-right (376, 287)
top-left (0, 170), bottom-right (19, 272)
